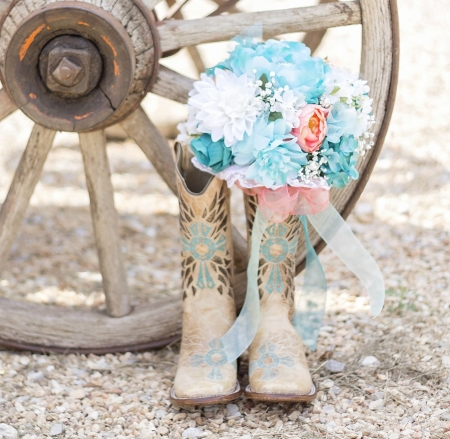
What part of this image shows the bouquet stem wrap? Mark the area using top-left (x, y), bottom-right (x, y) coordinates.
top-left (220, 193), bottom-right (385, 361)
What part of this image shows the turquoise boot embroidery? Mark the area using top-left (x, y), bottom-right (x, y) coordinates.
top-left (249, 342), bottom-right (294, 380)
top-left (190, 339), bottom-right (230, 380)
top-left (260, 223), bottom-right (298, 294)
top-left (182, 222), bottom-right (227, 289)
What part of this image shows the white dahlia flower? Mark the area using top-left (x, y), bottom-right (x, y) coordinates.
top-left (188, 68), bottom-right (264, 147)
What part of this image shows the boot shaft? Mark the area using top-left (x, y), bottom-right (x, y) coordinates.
top-left (176, 144), bottom-right (235, 309)
top-left (244, 194), bottom-right (299, 313)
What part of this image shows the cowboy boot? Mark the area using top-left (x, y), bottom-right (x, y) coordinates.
top-left (170, 143), bottom-right (241, 405)
top-left (243, 194), bottom-right (317, 402)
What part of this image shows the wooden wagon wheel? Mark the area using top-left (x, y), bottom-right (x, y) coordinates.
top-left (158, 0), bottom-right (336, 75)
top-left (0, 0), bottom-right (398, 353)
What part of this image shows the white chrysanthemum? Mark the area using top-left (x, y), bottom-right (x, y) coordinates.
top-left (322, 65), bottom-right (370, 106)
top-left (188, 69), bottom-right (263, 147)
top-left (271, 89), bottom-right (306, 128)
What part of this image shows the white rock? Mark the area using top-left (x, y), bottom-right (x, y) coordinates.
top-left (226, 404), bottom-right (240, 417)
top-left (420, 355), bottom-right (432, 362)
top-left (19, 357), bottom-right (30, 366)
top-left (361, 356), bottom-right (381, 367)
top-left (442, 356), bottom-right (450, 368)
top-left (155, 409), bottom-right (167, 418)
top-left (288, 410), bottom-right (300, 421)
top-left (182, 427), bottom-right (208, 438)
top-left (69, 389), bottom-right (86, 399)
top-left (369, 399), bottom-right (384, 410)
top-left (421, 405), bottom-right (432, 413)
top-left (0, 424), bottom-right (18, 439)
top-left (322, 379), bottom-right (335, 389)
top-left (326, 360), bottom-right (345, 373)
top-left (49, 424), bottom-right (65, 436)
top-left (27, 371), bottom-right (44, 382)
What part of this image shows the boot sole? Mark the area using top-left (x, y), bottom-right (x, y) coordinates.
top-left (170, 381), bottom-right (242, 407)
top-left (244, 382), bottom-right (318, 403)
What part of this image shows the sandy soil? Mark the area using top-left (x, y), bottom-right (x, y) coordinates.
top-left (1, 0), bottom-right (450, 438)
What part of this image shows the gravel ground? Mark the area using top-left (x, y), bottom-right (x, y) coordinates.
top-left (1, 0), bottom-right (450, 438)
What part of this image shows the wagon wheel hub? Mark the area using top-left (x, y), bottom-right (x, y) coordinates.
top-left (0, 1), bottom-right (160, 132)
top-left (40, 36), bottom-right (103, 97)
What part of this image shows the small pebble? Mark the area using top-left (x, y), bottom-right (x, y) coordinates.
top-left (288, 410), bottom-right (300, 421)
top-left (69, 389), bottom-right (86, 399)
top-left (26, 371), bottom-right (44, 382)
top-left (226, 403), bottom-right (240, 417)
top-left (155, 409), bottom-right (167, 419)
top-left (322, 379), bottom-right (335, 389)
top-left (182, 427), bottom-right (207, 438)
top-left (0, 424), bottom-right (18, 439)
top-left (361, 356), bottom-right (381, 367)
top-left (49, 424), bottom-right (65, 436)
top-left (326, 360), bottom-right (345, 373)
top-left (369, 400), bottom-right (384, 410)
top-left (157, 426), bottom-right (169, 435)
top-left (421, 405), bottom-right (432, 413)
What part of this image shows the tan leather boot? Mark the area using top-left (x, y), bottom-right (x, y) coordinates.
top-left (243, 194), bottom-right (317, 402)
top-left (170, 144), bottom-right (241, 406)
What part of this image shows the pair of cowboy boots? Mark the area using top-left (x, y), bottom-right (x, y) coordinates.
top-left (171, 144), bottom-right (316, 405)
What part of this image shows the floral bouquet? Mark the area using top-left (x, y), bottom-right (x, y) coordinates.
top-left (177, 38), bottom-right (375, 222)
top-left (177, 37), bottom-right (384, 354)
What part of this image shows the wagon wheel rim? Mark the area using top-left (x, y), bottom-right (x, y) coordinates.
top-left (0, 0), bottom-right (399, 353)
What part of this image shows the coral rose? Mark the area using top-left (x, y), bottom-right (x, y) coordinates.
top-left (292, 104), bottom-right (329, 153)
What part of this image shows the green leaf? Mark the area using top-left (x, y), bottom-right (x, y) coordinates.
top-left (268, 112), bottom-right (283, 122)
top-left (340, 96), bottom-right (348, 103)
top-left (330, 86), bottom-right (340, 95)
top-left (259, 73), bottom-right (269, 88)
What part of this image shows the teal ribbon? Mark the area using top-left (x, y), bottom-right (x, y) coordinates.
top-left (293, 216), bottom-right (328, 351)
top-left (219, 208), bottom-right (268, 362)
top-left (220, 204), bottom-right (385, 362)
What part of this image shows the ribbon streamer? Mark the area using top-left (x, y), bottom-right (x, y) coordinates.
top-left (220, 208), bottom-right (269, 362)
top-left (307, 204), bottom-right (385, 318)
top-left (293, 216), bottom-right (328, 351)
top-left (221, 203), bottom-right (385, 362)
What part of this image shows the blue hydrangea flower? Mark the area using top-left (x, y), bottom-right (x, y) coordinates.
top-left (231, 116), bottom-right (294, 166)
top-left (320, 136), bottom-right (359, 188)
top-left (215, 39), bottom-right (330, 103)
top-left (326, 102), bottom-right (365, 143)
top-left (190, 134), bottom-right (232, 173)
top-left (246, 141), bottom-right (308, 187)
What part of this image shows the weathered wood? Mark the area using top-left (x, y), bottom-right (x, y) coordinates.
top-left (120, 106), bottom-right (178, 194)
top-left (0, 125), bottom-right (55, 267)
top-left (164, 0), bottom-right (205, 74)
top-left (142, 0), bottom-right (164, 10)
top-left (151, 65), bottom-right (194, 104)
top-left (120, 107), bottom-right (248, 273)
top-left (79, 131), bottom-right (131, 318)
top-left (0, 0), bottom-right (8, 16)
top-left (158, 1), bottom-right (362, 52)
top-left (0, 88), bottom-right (17, 122)
top-left (302, 0), bottom-right (335, 54)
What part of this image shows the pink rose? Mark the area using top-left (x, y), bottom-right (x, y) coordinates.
top-left (292, 105), bottom-right (329, 153)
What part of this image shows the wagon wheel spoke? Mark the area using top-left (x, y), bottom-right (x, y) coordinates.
top-left (302, 0), bottom-right (336, 54)
top-left (0, 124), bottom-right (55, 267)
top-left (142, 0), bottom-right (165, 11)
top-left (79, 130), bottom-right (131, 318)
top-left (151, 65), bottom-right (194, 104)
top-left (0, 88), bottom-right (18, 122)
top-left (158, 1), bottom-right (362, 52)
top-left (209, 0), bottom-right (242, 16)
top-left (120, 107), bottom-right (248, 273)
top-left (162, 0), bottom-right (206, 74)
